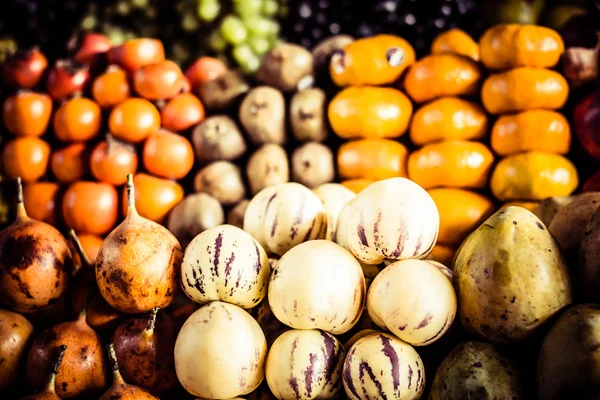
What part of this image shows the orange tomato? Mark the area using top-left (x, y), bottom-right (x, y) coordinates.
top-left (338, 139), bottom-right (408, 180)
top-left (408, 140), bottom-right (494, 190)
top-left (3, 91), bottom-right (52, 137)
top-left (62, 181), bottom-right (119, 235)
top-left (2, 47), bottom-right (48, 88)
top-left (107, 38), bottom-right (165, 72)
top-left (133, 60), bottom-right (185, 100)
top-left (500, 201), bottom-right (539, 213)
top-left (2, 137), bottom-right (50, 182)
top-left (53, 97), bottom-right (102, 142)
top-left (330, 34), bottom-right (416, 87)
top-left (410, 97), bottom-right (488, 146)
top-left (490, 152), bottom-right (578, 201)
top-left (23, 181), bottom-right (61, 226)
top-left (92, 66), bottom-right (130, 108)
top-left (404, 54), bottom-right (482, 103)
top-left (491, 109), bottom-right (571, 156)
top-left (74, 33), bottom-right (112, 65)
top-left (46, 61), bottom-right (91, 100)
top-left (108, 98), bottom-right (161, 143)
top-left (428, 188), bottom-right (495, 245)
top-left (479, 24), bottom-right (564, 70)
top-left (77, 233), bottom-right (104, 263)
top-left (122, 173), bottom-right (184, 223)
top-left (160, 92), bottom-right (205, 132)
top-left (431, 28), bottom-right (479, 61)
top-left (428, 244), bottom-right (456, 267)
top-left (185, 56), bottom-right (227, 88)
top-left (50, 143), bottom-right (89, 183)
top-left (328, 86), bottom-right (412, 139)
top-left (90, 137), bottom-right (138, 186)
top-left (341, 179), bottom-right (375, 194)
top-left (142, 129), bottom-right (194, 180)
top-left (481, 67), bottom-right (568, 115)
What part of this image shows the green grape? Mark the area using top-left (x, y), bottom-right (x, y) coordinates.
top-left (208, 30), bottom-right (228, 52)
top-left (197, 0), bottom-right (220, 22)
top-left (182, 13), bottom-right (201, 32)
top-left (243, 17), bottom-right (276, 37)
top-left (232, 44), bottom-right (260, 74)
top-left (248, 37), bottom-right (270, 55)
top-left (239, 55), bottom-right (261, 74)
top-left (220, 16), bottom-right (248, 45)
top-left (80, 14), bottom-right (98, 30)
top-left (233, 0), bottom-right (263, 19)
top-left (262, 0), bottom-right (278, 17)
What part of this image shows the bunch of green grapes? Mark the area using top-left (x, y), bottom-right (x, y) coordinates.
top-left (176, 0), bottom-right (288, 73)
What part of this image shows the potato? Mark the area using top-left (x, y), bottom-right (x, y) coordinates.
top-left (454, 206), bottom-right (573, 344)
top-left (537, 304), bottom-right (600, 400)
top-left (266, 330), bottom-right (345, 400)
top-left (246, 144), bottom-right (289, 196)
top-left (549, 192), bottom-right (600, 251)
top-left (343, 333), bottom-right (425, 400)
top-left (290, 88), bottom-right (328, 142)
top-left (534, 196), bottom-right (573, 227)
top-left (580, 206), bottom-right (600, 302)
top-left (367, 259), bottom-right (456, 346)
top-left (312, 183), bottom-right (356, 241)
top-left (197, 71), bottom-right (249, 110)
top-left (167, 193), bottom-right (225, 249)
top-left (191, 115), bottom-right (247, 162)
top-left (257, 43), bottom-right (314, 92)
top-left (430, 341), bottom-right (524, 400)
top-left (227, 200), bottom-right (250, 229)
top-left (174, 301), bottom-right (267, 398)
top-left (239, 86), bottom-right (286, 145)
top-left (291, 142), bottom-right (334, 188)
top-left (341, 177), bottom-right (439, 264)
top-left (311, 35), bottom-right (354, 76)
top-left (268, 240), bottom-right (365, 334)
top-left (243, 183), bottom-right (327, 256)
top-left (195, 161), bottom-right (246, 206)
top-left (181, 225), bottom-right (271, 309)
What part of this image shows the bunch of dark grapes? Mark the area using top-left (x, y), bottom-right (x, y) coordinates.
top-left (283, 0), bottom-right (484, 56)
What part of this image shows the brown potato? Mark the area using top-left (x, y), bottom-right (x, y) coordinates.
top-left (227, 199), bottom-right (250, 229)
top-left (167, 193), bottom-right (225, 249)
top-left (291, 142), bottom-right (334, 189)
top-left (312, 35), bottom-right (354, 75)
top-left (290, 88), bottom-right (328, 142)
top-left (239, 86), bottom-right (285, 145)
top-left (549, 192), bottom-right (600, 251)
top-left (194, 161), bottom-right (246, 206)
top-left (257, 43), bottom-right (314, 92)
top-left (196, 71), bottom-right (249, 110)
top-left (534, 196), bottom-right (574, 227)
top-left (246, 144), bottom-right (289, 195)
top-left (191, 116), bottom-right (247, 162)
top-left (580, 206), bottom-right (600, 302)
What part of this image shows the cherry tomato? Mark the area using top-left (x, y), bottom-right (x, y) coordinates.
top-left (50, 143), bottom-right (89, 183)
top-left (62, 181), bottom-right (119, 235)
top-left (108, 98), bottom-right (161, 143)
top-left (160, 92), bottom-right (205, 132)
top-left (133, 60), bottom-right (185, 100)
top-left (46, 60), bottom-right (91, 100)
top-left (23, 181), bottom-right (61, 226)
top-left (142, 129), bottom-right (194, 179)
top-left (90, 136), bottom-right (138, 185)
top-left (107, 38), bottom-right (165, 72)
top-left (3, 91), bottom-right (52, 136)
top-left (92, 66), bottom-right (130, 108)
top-left (1, 137), bottom-right (51, 182)
top-left (2, 47), bottom-right (48, 88)
top-left (75, 33), bottom-right (112, 65)
top-left (53, 97), bottom-right (102, 142)
top-left (184, 56), bottom-right (227, 88)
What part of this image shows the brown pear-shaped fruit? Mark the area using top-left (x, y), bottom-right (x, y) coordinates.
top-left (96, 174), bottom-right (182, 314)
top-left (113, 307), bottom-right (177, 393)
top-left (19, 344), bottom-right (67, 400)
top-left (100, 343), bottom-right (159, 400)
top-left (26, 305), bottom-right (108, 398)
top-left (0, 177), bottom-right (72, 313)
top-left (0, 308), bottom-right (34, 391)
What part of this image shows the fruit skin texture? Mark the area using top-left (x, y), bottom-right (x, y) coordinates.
top-left (90, 138), bottom-right (138, 186)
top-left (404, 54), bottom-right (482, 103)
top-left (108, 98), bottom-right (161, 144)
top-left (46, 62), bottom-right (90, 101)
top-left (92, 67), bottom-right (130, 109)
top-left (160, 92), bottom-right (205, 132)
top-left (501, 201), bottom-right (539, 213)
top-left (0, 309), bottom-right (34, 391)
top-left (410, 97), bottom-right (488, 146)
top-left (338, 139), bottom-right (408, 180)
top-left (53, 97), bottom-right (101, 142)
top-left (429, 341), bottom-right (524, 400)
top-left (429, 188), bottom-right (495, 245)
top-left (431, 28), bottom-right (479, 61)
top-left (482, 67), bottom-right (568, 114)
top-left (265, 329), bottom-right (345, 399)
top-left (26, 313), bottom-right (108, 398)
top-left (107, 38), bottom-right (165, 72)
top-left (3, 92), bottom-right (52, 137)
top-left (50, 143), bottom-right (89, 183)
top-left (408, 140), bottom-right (494, 190)
top-left (181, 225), bottom-right (271, 309)
top-left (479, 24), bottom-right (564, 70)
top-left (537, 304), bottom-right (600, 400)
top-left (174, 301), bottom-right (267, 399)
top-left (23, 182), bottom-right (61, 226)
top-left (62, 181), bottom-right (118, 235)
top-left (124, 174), bottom-right (184, 224)
top-left (490, 152), bottom-right (578, 201)
top-left (491, 109), bottom-right (571, 156)
top-left (2, 48), bottom-right (48, 88)
top-left (548, 192), bottom-right (600, 252)
top-left (330, 34), bottom-right (416, 87)
top-left (329, 86), bottom-right (412, 139)
top-left (453, 206), bottom-right (573, 344)
top-left (2, 137), bottom-right (50, 182)
top-left (268, 240), bottom-right (365, 335)
top-left (142, 130), bottom-right (194, 180)
top-left (343, 333), bottom-right (425, 400)
top-left (133, 60), bottom-right (185, 100)
top-left (579, 206), bottom-right (600, 302)
top-left (367, 259), bottom-right (456, 346)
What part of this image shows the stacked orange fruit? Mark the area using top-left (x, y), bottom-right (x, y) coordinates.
top-left (480, 24), bottom-right (578, 211)
top-left (328, 35), bottom-right (415, 193)
top-left (404, 29), bottom-right (495, 265)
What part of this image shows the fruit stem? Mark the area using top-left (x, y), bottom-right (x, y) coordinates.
top-left (144, 307), bottom-right (159, 337)
top-left (69, 229), bottom-right (92, 270)
top-left (125, 174), bottom-right (137, 216)
top-left (107, 343), bottom-right (125, 385)
top-left (78, 287), bottom-right (95, 322)
top-left (46, 344), bottom-right (67, 393)
top-left (15, 177), bottom-right (28, 220)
